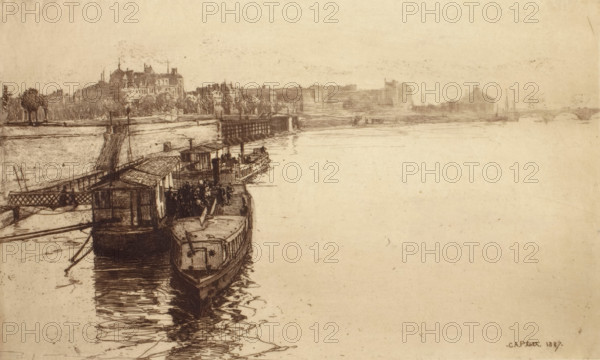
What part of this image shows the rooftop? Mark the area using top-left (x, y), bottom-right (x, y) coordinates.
top-left (135, 156), bottom-right (180, 177)
top-left (92, 156), bottom-right (180, 190)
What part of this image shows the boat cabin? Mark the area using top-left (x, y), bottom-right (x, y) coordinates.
top-left (180, 142), bottom-right (224, 171)
top-left (171, 215), bottom-right (249, 272)
top-left (91, 156), bottom-right (180, 229)
top-left (203, 141), bottom-right (224, 157)
top-left (180, 145), bottom-right (214, 171)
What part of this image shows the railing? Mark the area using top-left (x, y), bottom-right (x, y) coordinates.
top-left (8, 191), bottom-right (92, 207)
top-left (6, 157), bottom-right (147, 208)
top-left (234, 155), bottom-right (270, 181)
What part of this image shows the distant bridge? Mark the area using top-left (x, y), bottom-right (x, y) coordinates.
top-left (518, 108), bottom-right (600, 121)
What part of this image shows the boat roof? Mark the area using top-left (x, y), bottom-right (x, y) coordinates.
top-left (180, 145), bottom-right (214, 154)
top-left (89, 179), bottom-right (148, 190)
top-left (119, 169), bottom-right (163, 187)
top-left (202, 141), bottom-right (225, 150)
top-left (134, 156), bottom-right (180, 177)
top-left (171, 215), bottom-right (245, 243)
top-left (91, 156), bottom-right (179, 190)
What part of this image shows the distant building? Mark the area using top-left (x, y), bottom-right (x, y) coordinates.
top-left (455, 86), bottom-right (494, 113)
top-left (380, 79), bottom-right (413, 110)
top-left (300, 83), bottom-right (349, 112)
top-left (108, 61), bottom-right (185, 102)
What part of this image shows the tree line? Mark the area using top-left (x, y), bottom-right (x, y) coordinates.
top-left (1, 86), bottom-right (299, 125)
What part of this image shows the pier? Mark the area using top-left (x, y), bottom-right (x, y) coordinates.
top-left (7, 159), bottom-right (145, 208)
top-left (3, 115), bottom-right (293, 224)
top-left (220, 118), bottom-right (271, 145)
top-left (220, 115), bottom-right (298, 145)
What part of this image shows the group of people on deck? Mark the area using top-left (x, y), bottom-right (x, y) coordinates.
top-left (220, 152), bottom-right (239, 168)
top-left (165, 180), bottom-right (233, 219)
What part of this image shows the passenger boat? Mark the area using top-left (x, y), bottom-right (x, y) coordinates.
top-left (89, 156), bottom-right (180, 257)
top-left (235, 147), bottom-right (270, 181)
top-left (178, 140), bottom-right (270, 183)
top-left (169, 183), bottom-right (252, 300)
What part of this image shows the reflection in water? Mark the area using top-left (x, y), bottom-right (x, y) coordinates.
top-left (92, 250), bottom-right (275, 359)
top-left (92, 253), bottom-right (173, 348)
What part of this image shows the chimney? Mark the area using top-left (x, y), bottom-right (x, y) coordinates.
top-left (188, 138), bottom-right (193, 149)
top-left (171, 68), bottom-right (177, 75)
top-left (212, 158), bottom-right (220, 184)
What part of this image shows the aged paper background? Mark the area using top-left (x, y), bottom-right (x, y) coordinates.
top-left (1, 0), bottom-right (599, 359)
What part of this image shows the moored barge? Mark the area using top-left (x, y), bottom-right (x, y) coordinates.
top-left (90, 156), bottom-right (180, 257)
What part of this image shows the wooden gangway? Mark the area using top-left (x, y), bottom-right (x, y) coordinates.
top-left (7, 158), bottom-right (145, 208)
top-left (5, 116), bottom-right (281, 211)
top-left (95, 127), bottom-right (127, 171)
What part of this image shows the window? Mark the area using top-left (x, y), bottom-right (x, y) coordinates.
top-left (139, 190), bottom-right (153, 224)
top-left (112, 190), bottom-right (131, 209)
top-left (94, 191), bottom-right (111, 209)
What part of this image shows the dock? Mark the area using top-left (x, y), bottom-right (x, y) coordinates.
top-left (3, 115), bottom-right (295, 225)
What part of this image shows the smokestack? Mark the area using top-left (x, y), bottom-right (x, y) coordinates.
top-left (212, 158), bottom-right (220, 184)
top-left (188, 138), bottom-right (193, 149)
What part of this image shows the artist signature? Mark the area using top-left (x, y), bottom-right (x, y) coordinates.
top-left (506, 340), bottom-right (563, 352)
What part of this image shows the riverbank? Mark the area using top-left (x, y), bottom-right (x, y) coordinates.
top-left (3, 114), bottom-right (217, 128)
top-left (298, 108), bottom-right (600, 130)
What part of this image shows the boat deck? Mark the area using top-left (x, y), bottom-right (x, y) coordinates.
top-left (217, 184), bottom-right (248, 216)
top-left (170, 183), bottom-right (248, 246)
top-left (171, 216), bottom-right (245, 244)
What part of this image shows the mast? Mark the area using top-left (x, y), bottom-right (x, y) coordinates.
top-left (126, 106), bottom-right (133, 163)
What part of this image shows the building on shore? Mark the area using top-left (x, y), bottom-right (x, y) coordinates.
top-left (455, 85), bottom-right (494, 113)
top-left (412, 85), bottom-right (494, 114)
top-left (69, 61), bottom-right (185, 105)
top-left (108, 61), bottom-right (185, 102)
top-left (299, 84), bottom-right (355, 112)
top-left (380, 79), bottom-right (413, 110)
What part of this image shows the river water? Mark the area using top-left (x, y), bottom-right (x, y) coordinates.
top-left (1, 118), bottom-right (599, 359)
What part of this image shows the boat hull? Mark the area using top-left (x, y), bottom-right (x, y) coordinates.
top-left (92, 227), bottom-right (170, 258)
top-left (236, 155), bottom-right (270, 182)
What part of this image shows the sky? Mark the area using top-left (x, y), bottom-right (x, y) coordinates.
top-left (1, 0), bottom-right (599, 107)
